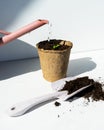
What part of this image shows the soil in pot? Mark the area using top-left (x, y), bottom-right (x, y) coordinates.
top-left (37, 39), bottom-right (70, 50)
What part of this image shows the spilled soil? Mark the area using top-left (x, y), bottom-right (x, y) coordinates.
top-left (60, 76), bottom-right (104, 101)
top-left (54, 76), bottom-right (104, 107)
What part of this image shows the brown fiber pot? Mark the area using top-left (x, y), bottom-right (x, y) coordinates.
top-left (36, 40), bottom-right (73, 82)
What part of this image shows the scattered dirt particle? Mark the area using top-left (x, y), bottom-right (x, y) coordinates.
top-left (54, 101), bottom-right (61, 106)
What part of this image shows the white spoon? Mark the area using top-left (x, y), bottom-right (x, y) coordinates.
top-left (7, 84), bottom-right (92, 117)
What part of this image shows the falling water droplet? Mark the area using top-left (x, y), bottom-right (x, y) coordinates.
top-left (47, 22), bottom-right (52, 42)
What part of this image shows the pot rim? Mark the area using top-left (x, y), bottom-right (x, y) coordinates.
top-left (36, 40), bottom-right (73, 53)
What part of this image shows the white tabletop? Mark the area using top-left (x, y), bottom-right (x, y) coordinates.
top-left (0, 49), bottom-right (104, 130)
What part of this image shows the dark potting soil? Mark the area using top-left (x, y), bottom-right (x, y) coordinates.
top-left (60, 76), bottom-right (104, 101)
top-left (37, 39), bottom-right (69, 50)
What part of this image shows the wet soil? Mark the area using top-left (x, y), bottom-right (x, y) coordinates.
top-left (37, 39), bottom-right (69, 50)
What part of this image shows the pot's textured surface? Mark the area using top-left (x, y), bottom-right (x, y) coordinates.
top-left (37, 40), bottom-right (73, 82)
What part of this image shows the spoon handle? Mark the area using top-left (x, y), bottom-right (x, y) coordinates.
top-left (7, 91), bottom-right (67, 117)
top-left (7, 84), bottom-right (92, 117)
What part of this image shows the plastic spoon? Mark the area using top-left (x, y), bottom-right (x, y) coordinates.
top-left (7, 84), bottom-right (92, 117)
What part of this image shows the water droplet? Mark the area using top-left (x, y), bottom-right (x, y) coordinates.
top-left (47, 22), bottom-right (52, 41)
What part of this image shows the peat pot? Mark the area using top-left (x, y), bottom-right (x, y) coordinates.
top-left (36, 39), bottom-right (73, 82)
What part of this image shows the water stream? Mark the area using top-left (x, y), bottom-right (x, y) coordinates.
top-left (47, 22), bottom-right (52, 42)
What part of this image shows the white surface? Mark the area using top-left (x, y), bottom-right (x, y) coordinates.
top-left (0, 49), bottom-right (104, 130)
top-left (0, 0), bottom-right (104, 61)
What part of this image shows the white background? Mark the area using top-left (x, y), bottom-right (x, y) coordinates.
top-left (0, 0), bottom-right (104, 61)
top-left (0, 1), bottom-right (104, 130)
